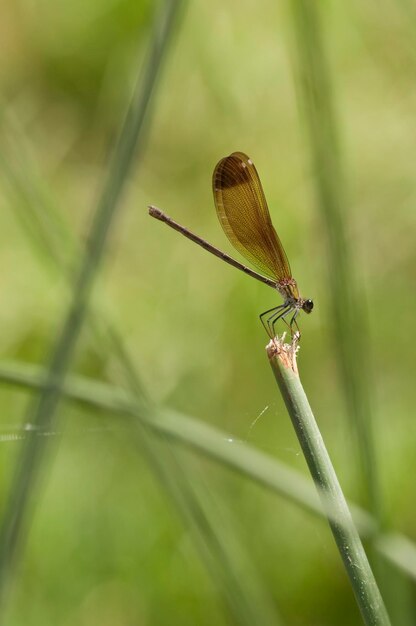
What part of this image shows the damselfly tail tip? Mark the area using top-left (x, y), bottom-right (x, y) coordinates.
top-left (148, 205), bottom-right (163, 219)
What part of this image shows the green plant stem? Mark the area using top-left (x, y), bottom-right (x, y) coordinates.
top-left (288, 0), bottom-right (381, 520)
top-left (0, 0), bottom-right (183, 606)
top-left (267, 338), bottom-right (390, 626)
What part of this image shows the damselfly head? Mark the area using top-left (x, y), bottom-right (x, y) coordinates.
top-left (302, 299), bottom-right (314, 314)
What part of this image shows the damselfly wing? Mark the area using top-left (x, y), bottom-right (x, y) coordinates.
top-left (213, 152), bottom-right (313, 336)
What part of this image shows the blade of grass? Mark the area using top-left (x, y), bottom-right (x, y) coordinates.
top-left (267, 336), bottom-right (390, 626)
top-left (0, 0), bottom-right (184, 606)
top-left (108, 337), bottom-right (283, 626)
top-left (288, 0), bottom-right (381, 520)
top-left (0, 110), bottom-right (75, 273)
top-left (0, 357), bottom-right (415, 584)
top-left (0, 101), bottom-right (285, 626)
top-left (123, 406), bottom-right (284, 626)
top-left (136, 437), bottom-right (283, 626)
top-left (0, 109), bottom-right (151, 403)
top-left (286, 4), bottom-right (414, 621)
top-left (0, 55), bottom-right (285, 626)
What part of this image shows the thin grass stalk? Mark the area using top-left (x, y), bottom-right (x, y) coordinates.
top-left (110, 340), bottom-right (283, 626)
top-left (0, 21), bottom-right (284, 625)
top-left (0, 0), bottom-right (183, 605)
top-left (267, 336), bottom-right (390, 626)
top-left (137, 437), bottom-right (283, 626)
top-left (288, 0), bottom-right (381, 519)
top-left (0, 110), bottom-right (151, 403)
top-left (0, 71), bottom-right (285, 626)
top-left (0, 110), bottom-right (75, 270)
top-left (0, 358), bottom-right (416, 584)
top-left (0, 90), bottom-right (284, 626)
top-left (287, 5), bottom-right (415, 621)
top-left (124, 408), bottom-right (283, 626)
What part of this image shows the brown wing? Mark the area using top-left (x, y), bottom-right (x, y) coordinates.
top-left (212, 152), bottom-right (292, 282)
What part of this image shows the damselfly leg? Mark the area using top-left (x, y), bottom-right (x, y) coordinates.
top-left (259, 304), bottom-right (286, 336)
top-left (270, 306), bottom-right (295, 339)
top-left (288, 309), bottom-right (301, 339)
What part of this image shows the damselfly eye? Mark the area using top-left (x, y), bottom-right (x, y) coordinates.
top-left (303, 299), bottom-right (314, 314)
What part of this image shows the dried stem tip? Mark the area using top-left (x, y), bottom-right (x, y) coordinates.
top-left (266, 333), bottom-right (299, 375)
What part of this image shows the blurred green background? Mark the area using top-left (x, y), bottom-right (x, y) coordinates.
top-left (0, 0), bottom-right (415, 624)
